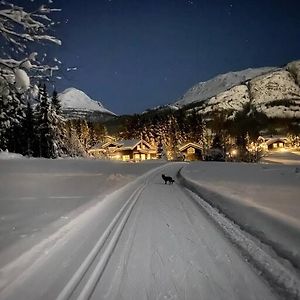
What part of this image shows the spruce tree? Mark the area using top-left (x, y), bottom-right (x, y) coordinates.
top-left (51, 90), bottom-right (61, 115)
top-left (0, 90), bottom-right (25, 152)
top-left (50, 89), bottom-right (68, 157)
top-left (23, 102), bottom-right (35, 156)
top-left (36, 84), bottom-right (55, 158)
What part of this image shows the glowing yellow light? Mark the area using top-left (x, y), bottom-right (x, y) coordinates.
top-left (231, 149), bottom-right (238, 156)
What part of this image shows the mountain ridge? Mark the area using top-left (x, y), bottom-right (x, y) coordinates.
top-left (165, 60), bottom-right (300, 120)
top-left (174, 66), bottom-right (278, 107)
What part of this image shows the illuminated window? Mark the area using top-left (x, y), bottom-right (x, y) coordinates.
top-left (279, 143), bottom-right (284, 148)
top-left (187, 147), bottom-right (195, 154)
top-left (134, 154), bottom-right (140, 160)
top-left (273, 143), bottom-right (277, 148)
top-left (122, 155), bottom-right (130, 161)
top-left (141, 154), bottom-right (146, 160)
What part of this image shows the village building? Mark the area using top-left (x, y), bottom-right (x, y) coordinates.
top-left (88, 139), bottom-right (157, 161)
top-left (88, 141), bottom-right (122, 158)
top-left (266, 137), bottom-right (288, 150)
top-left (178, 142), bottom-right (203, 161)
top-left (258, 136), bottom-right (289, 151)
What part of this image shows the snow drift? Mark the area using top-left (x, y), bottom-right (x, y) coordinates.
top-left (178, 161), bottom-right (300, 270)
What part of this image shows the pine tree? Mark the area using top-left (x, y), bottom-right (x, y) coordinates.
top-left (187, 109), bottom-right (204, 145)
top-left (23, 102), bottom-right (35, 156)
top-left (36, 84), bottom-right (56, 158)
top-left (64, 120), bottom-right (87, 156)
top-left (88, 122), bottom-right (106, 147)
top-left (51, 90), bottom-right (61, 115)
top-left (50, 89), bottom-right (69, 157)
top-left (0, 90), bottom-right (25, 152)
top-left (0, 94), bottom-right (11, 150)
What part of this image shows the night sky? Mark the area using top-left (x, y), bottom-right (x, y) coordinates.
top-left (20, 0), bottom-right (300, 114)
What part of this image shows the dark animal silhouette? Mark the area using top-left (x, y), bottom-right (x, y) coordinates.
top-left (162, 174), bottom-right (175, 184)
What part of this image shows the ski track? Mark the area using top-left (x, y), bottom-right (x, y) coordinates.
top-left (91, 165), bottom-right (277, 300)
top-left (0, 163), bottom-right (288, 300)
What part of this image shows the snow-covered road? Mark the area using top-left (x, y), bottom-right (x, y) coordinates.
top-left (0, 162), bottom-right (282, 300)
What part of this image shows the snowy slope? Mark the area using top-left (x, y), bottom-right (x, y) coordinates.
top-left (250, 70), bottom-right (300, 104)
top-left (172, 60), bottom-right (300, 119)
top-left (287, 60), bottom-right (300, 84)
top-left (174, 67), bottom-right (276, 107)
top-left (201, 85), bottom-right (250, 118)
top-left (58, 88), bottom-right (116, 120)
top-left (250, 70), bottom-right (300, 118)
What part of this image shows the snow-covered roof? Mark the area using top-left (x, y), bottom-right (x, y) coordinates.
top-left (118, 139), bottom-right (140, 149)
top-left (179, 142), bottom-right (203, 152)
top-left (89, 141), bottom-right (121, 150)
top-left (265, 138), bottom-right (287, 146)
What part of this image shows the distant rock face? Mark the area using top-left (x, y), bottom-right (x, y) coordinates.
top-left (250, 70), bottom-right (300, 105)
top-left (170, 60), bottom-right (300, 119)
top-left (58, 88), bottom-right (116, 121)
top-left (201, 85), bottom-right (250, 116)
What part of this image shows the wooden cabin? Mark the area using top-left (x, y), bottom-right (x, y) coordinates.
top-left (178, 142), bottom-right (203, 161)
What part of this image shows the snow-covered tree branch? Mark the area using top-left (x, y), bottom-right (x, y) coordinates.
top-left (0, 1), bottom-right (62, 92)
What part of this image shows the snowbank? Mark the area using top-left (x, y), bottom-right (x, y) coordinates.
top-left (0, 151), bottom-right (24, 160)
top-left (178, 162), bottom-right (300, 269)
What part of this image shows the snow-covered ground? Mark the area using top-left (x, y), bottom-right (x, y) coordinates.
top-left (0, 158), bottom-right (165, 268)
top-left (0, 155), bottom-right (299, 299)
top-left (179, 153), bottom-right (300, 271)
top-left (261, 150), bottom-right (300, 165)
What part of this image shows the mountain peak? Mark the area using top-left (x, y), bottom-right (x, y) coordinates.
top-left (58, 87), bottom-right (116, 117)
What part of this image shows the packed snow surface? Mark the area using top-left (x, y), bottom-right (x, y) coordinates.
top-left (0, 158), bottom-right (299, 300)
top-left (0, 162), bottom-right (279, 300)
top-left (181, 158), bottom-right (300, 223)
top-left (180, 151), bottom-right (300, 269)
top-left (0, 158), bottom-right (164, 267)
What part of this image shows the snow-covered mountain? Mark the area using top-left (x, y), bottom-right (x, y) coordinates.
top-left (174, 67), bottom-right (277, 107)
top-left (58, 88), bottom-right (116, 121)
top-left (169, 61), bottom-right (300, 119)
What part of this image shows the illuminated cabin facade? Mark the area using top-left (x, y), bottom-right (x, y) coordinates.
top-left (264, 137), bottom-right (288, 150)
top-left (178, 142), bottom-right (203, 161)
top-left (88, 139), bottom-right (157, 161)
